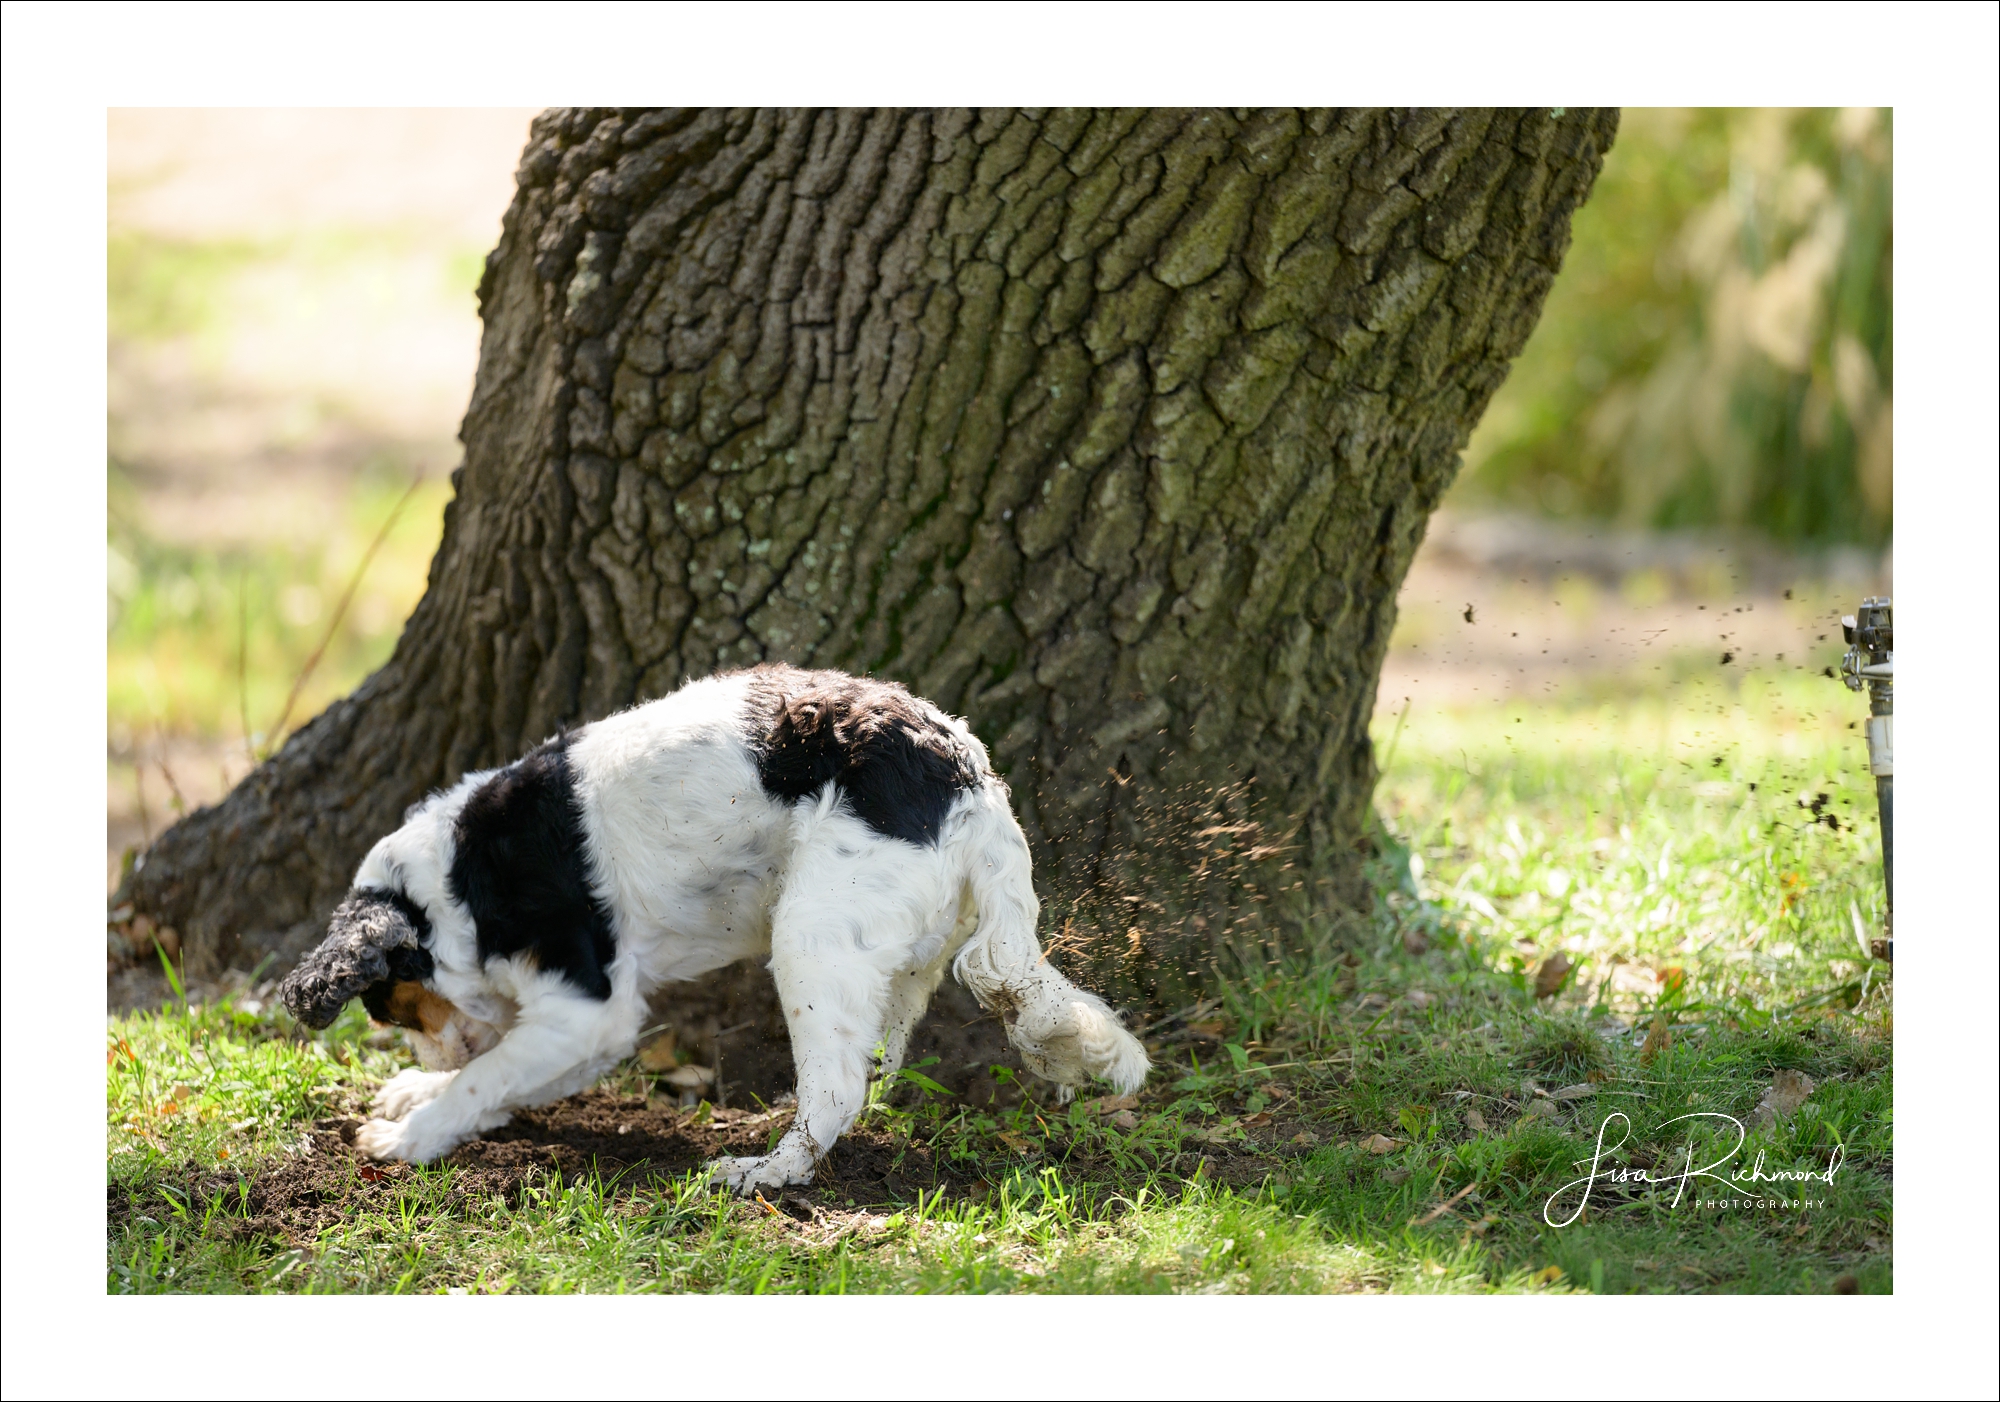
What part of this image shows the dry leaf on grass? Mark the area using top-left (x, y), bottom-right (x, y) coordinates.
top-left (1552, 1084), bottom-right (1597, 1102)
top-left (1464, 1107), bottom-right (1490, 1132)
top-left (1750, 1069), bottom-right (1816, 1130)
top-left (1639, 1013), bottom-right (1672, 1067)
top-left (636, 1035), bottom-right (679, 1071)
top-left (1534, 953), bottom-right (1574, 999)
top-left (1361, 1133), bottom-right (1403, 1154)
top-left (1241, 1111), bottom-right (1274, 1127)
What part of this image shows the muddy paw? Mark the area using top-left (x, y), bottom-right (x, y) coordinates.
top-left (709, 1153), bottom-right (813, 1196)
top-left (372, 1068), bottom-right (457, 1122)
top-left (354, 1112), bottom-right (466, 1164)
top-left (354, 1116), bottom-right (416, 1162)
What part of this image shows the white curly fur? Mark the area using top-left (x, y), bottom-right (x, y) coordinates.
top-left (337, 670), bottom-right (1150, 1189)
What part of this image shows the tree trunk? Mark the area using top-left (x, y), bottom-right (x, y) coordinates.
top-left (122, 108), bottom-right (1614, 1053)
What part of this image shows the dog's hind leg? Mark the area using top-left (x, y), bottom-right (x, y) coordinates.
top-left (710, 808), bottom-right (947, 1196)
top-left (949, 785), bottom-right (1151, 1099)
top-left (872, 901), bottom-right (968, 1083)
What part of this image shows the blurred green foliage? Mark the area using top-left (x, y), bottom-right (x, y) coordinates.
top-left (107, 464), bottom-right (451, 745)
top-left (109, 226), bottom-right (483, 346)
top-left (1463, 108), bottom-right (1892, 547)
top-left (107, 232), bottom-right (257, 343)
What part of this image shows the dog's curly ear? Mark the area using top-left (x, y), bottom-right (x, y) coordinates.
top-left (278, 891), bottom-right (429, 1029)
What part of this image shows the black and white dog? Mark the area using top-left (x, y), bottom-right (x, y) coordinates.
top-left (278, 665), bottom-right (1148, 1193)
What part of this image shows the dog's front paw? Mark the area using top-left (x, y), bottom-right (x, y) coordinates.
top-left (372, 1068), bottom-right (457, 1121)
top-left (709, 1151), bottom-right (814, 1196)
top-left (354, 1116), bottom-right (418, 1162)
top-left (354, 1112), bottom-right (464, 1164)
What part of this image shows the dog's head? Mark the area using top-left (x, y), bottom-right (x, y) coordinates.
top-left (279, 888), bottom-right (436, 1029)
top-left (278, 888), bottom-right (499, 1069)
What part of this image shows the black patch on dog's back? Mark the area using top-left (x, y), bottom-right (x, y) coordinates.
top-left (742, 665), bottom-right (985, 847)
top-left (449, 736), bottom-right (616, 1000)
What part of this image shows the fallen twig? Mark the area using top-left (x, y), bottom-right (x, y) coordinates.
top-left (1411, 1181), bottom-right (1479, 1227)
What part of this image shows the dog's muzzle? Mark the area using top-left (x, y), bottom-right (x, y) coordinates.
top-left (403, 1012), bottom-right (505, 1070)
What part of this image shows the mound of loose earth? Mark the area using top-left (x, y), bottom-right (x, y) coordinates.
top-left (111, 1085), bottom-right (1316, 1249)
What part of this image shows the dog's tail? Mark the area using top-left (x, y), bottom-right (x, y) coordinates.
top-left (947, 783), bottom-right (1149, 1097)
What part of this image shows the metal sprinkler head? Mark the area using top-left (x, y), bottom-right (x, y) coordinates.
top-left (1839, 597), bottom-right (1892, 961)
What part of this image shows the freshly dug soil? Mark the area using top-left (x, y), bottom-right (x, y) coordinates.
top-left (108, 994), bottom-right (1321, 1251)
top-left (107, 1094), bottom-right (941, 1249)
top-left (110, 1076), bottom-right (1321, 1251)
top-left (648, 969), bottom-right (1024, 1105)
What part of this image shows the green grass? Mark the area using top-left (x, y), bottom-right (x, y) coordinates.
top-left (106, 661), bottom-right (1891, 1294)
top-left (1374, 665), bottom-right (1888, 1015)
top-left (107, 462), bottom-right (452, 748)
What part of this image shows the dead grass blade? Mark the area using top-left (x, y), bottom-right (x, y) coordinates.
top-left (237, 564), bottom-right (255, 765)
top-left (262, 473), bottom-right (423, 757)
top-left (1411, 1181), bottom-right (1479, 1227)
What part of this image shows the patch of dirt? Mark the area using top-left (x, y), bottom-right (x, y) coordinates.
top-left (635, 962), bottom-right (1023, 1106)
top-left (449, 1091), bottom-right (969, 1207)
top-left (110, 1080), bottom-right (1326, 1249)
top-left (107, 1093), bottom-right (933, 1248)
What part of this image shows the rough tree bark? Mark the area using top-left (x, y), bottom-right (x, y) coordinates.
top-left (121, 108), bottom-right (1615, 1072)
